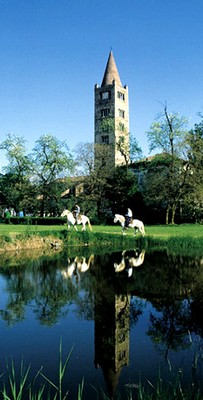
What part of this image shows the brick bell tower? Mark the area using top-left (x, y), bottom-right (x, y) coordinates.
top-left (94, 51), bottom-right (129, 168)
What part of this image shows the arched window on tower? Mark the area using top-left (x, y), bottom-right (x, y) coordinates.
top-left (117, 91), bottom-right (125, 101)
top-left (101, 135), bottom-right (109, 144)
top-left (100, 91), bottom-right (111, 100)
top-left (118, 109), bottom-right (125, 118)
top-left (101, 108), bottom-right (110, 118)
top-left (119, 122), bottom-right (125, 132)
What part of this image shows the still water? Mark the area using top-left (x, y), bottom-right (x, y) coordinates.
top-left (0, 247), bottom-right (203, 399)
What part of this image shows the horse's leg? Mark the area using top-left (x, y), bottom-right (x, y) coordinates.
top-left (138, 227), bottom-right (145, 236)
top-left (122, 223), bottom-right (126, 235)
top-left (134, 228), bottom-right (139, 236)
top-left (82, 223), bottom-right (86, 231)
top-left (139, 224), bottom-right (145, 236)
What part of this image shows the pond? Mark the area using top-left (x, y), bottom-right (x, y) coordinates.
top-left (0, 246), bottom-right (203, 399)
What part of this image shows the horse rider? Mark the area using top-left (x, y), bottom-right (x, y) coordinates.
top-left (125, 208), bottom-right (133, 228)
top-left (73, 204), bottom-right (80, 223)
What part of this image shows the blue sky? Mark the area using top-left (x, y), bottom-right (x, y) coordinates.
top-left (0, 0), bottom-right (203, 171)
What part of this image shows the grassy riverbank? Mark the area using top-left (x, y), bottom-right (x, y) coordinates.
top-left (0, 222), bottom-right (202, 237)
top-left (0, 223), bottom-right (202, 255)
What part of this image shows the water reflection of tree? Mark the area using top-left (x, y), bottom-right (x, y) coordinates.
top-left (1, 250), bottom-right (203, 338)
top-left (0, 266), bottom-right (36, 325)
top-left (0, 258), bottom-right (80, 326)
top-left (144, 252), bottom-right (203, 372)
top-left (129, 297), bottom-right (143, 327)
top-left (187, 266), bottom-right (203, 335)
top-left (33, 276), bottom-right (77, 326)
top-left (148, 300), bottom-right (191, 359)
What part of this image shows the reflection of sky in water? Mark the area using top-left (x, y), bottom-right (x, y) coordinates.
top-left (0, 276), bottom-right (8, 307)
top-left (129, 303), bottom-right (174, 383)
top-left (0, 249), bottom-right (202, 399)
top-left (0, 302), bottom-right (97, 399)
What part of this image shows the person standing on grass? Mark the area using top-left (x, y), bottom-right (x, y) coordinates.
top-left (4, 208), bottom-right (11, 224)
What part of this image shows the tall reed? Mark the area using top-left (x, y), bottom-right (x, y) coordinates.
top-left (0, 345), bottom-right (202, 399)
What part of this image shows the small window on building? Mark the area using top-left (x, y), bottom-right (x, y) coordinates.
top-left (100, 91), bottom-right (110, 100)
top-left (101, 135), bottom-right (109, 144)
top-left (118, 333), bottom-right (126, 343)
top-left (118, 109), bottom-right (125, 118)
top-left (119, 122), bottom-right (125, 131)
top-left (118, 350), bottom-right (126, 361)
top-left (101, 108), bottom-right (110, 117)
top-left (117, 91), bottom-right (125, 101)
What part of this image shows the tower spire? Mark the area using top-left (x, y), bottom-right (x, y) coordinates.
top-left (101, 51), bottom-right (122, 87)
top-left (95, 51), bottom-right (129, 168)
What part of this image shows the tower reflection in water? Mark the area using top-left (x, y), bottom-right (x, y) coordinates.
top-left (92, 249), bottom-right (145, 398)
top-left (61, 248), bottom-right (145, 398)
top-left (94, 292), bottom-right (130, 397)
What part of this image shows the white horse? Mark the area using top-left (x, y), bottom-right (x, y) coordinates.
top-left (61, 209), bottom-right (92, 231)
top-left (114, 249), bottom-right (145, 277)
top-left (61, 255), bottom-right (94, 286)
top-left (114, 214), bottom-right (145, 236)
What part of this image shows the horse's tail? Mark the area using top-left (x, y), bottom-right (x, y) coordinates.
top-left (87, 218), bottom-right (92, 231)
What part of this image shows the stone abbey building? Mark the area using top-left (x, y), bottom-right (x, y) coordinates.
top-left (94, 51), bottom-right (130, 168)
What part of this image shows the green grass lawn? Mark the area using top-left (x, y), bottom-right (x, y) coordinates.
top-left (92, 223), bottom-right (203, 239)
top-left (0, 222), bottom-right (202, 239)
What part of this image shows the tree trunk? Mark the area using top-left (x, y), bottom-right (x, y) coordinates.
top-left (171, 203), bottom-right (176, 224)
top-left (165, 206), bottom-right (170, 225)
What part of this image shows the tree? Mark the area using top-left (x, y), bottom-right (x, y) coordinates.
top-left (147, 106), bottom-right (188, 157)
top-left (74, 136), bottom-right (141, 222)
top-left (106, 167), bottom-right (138, 217)
top-left (145, 106), bottom-right (190, 224)
top-left (81, 143), bottom-right (114, 222)
top-left (142, 154), bottom-right (179, 224)
top-left (117, 134), bottom-right (143, 166)
top-left (185, 114), bottom-right (203, 222)
top-left (30, 134), bottom-right (75, 216)
top-left (0, 134), bottom-right (31, 175)
top-left (116, 134), bottom-right (130, 166)
top-left (73, 142), bottom-right (94, 176)
top-left (129, 135), bottom-right (143, 162)
top-left (0, 134), bottom-right (33, 213)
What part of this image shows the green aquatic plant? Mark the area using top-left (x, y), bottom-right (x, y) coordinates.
top-left (1, 358), bottom-right (44, 400)
top-left (39, 340), bottom-right (73, 400)
top-left (0, 352), bottom-right (203, 399)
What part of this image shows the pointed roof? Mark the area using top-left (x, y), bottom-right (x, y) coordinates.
top-left (101, 51), bottom-right (122, 87)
